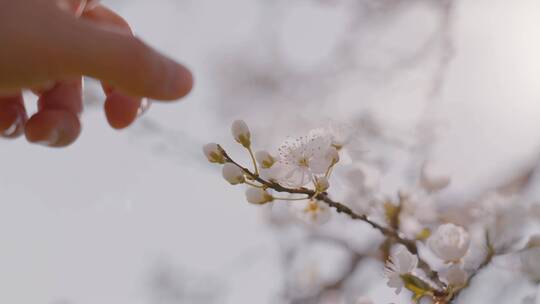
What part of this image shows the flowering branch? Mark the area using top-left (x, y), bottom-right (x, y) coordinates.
top-left (218, 144), bottom-right (446, 290)
top-left (219, 145), bottom-right (418, 251)
top-left (204, 120), bottom-right (479, 302)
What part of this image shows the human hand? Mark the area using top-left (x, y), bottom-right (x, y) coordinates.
top-left (0, 0), bottom-right (193, 147)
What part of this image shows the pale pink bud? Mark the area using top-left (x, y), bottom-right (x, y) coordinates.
top-left (245, 188), bottom-right (273, 204)
top-left (255, 150), bottom-right (275, 169)
top-left (231, 120), bottom-right (251, 148)
top-left (222, 163), bottom-right (245, 185)
top-left (203, 143), bottom-right (225, 164)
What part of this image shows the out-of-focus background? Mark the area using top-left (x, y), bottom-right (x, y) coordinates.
top-left (2, 0), bottom-right (540, 303)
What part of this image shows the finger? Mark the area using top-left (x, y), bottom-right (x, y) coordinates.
top-left (25, 79), bottom-right (82, 147)
top-left (0, 94), bottom-right (27, 138)
top-left (51, 8), bottom-right (193, 101)
top-left (82, 5), bottom-right (145, 129)
top-left (104, 92), bottom-right (151, 129)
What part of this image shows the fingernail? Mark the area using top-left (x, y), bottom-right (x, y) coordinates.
top-left (0, 106), bottom-right (22, 138)
top-left (26, 110), bottom-right (80, 148)
top-left (2, 116), bottom-right (21, 137)
top-left (137, 98), bottom-right (152, 118)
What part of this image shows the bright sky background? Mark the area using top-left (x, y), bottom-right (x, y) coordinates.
top-left (1, 0), bottom-right (540, 303)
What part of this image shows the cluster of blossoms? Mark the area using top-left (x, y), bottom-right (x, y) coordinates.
top-left (204, 120), bottom-right (340, 224)
top-left (204, 120), bottom-right (540, 304)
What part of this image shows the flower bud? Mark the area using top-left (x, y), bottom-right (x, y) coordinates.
top-left (203, 143), bottom-right (225, 164)
top-left (295, 200), bottom-right (331, 225)
top-left (245, 188), bottom-right (273, 205)
top-left (420, 163), bottom-right (451, 193)
top-left (327, 147), bottom-right (340, 164)
top-left (314, 176), bottom-right (329, 192)
top-left (231, 120), bottom-right (251, 148)
top-left (255, 150), bottom-right (275, 169)
top-left (222, 163), bottom-right (245, 185)
top-left (428, 223), bottom-right (470, 263)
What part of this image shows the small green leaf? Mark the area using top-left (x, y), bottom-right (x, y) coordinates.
top-left (401, 273), bottom-right (435, 301)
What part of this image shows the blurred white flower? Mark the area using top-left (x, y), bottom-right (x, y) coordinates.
top-left (428, 223), bottom-right (470, 263)
top-left (203, 143), bottom-right (225, 164)
top-left (327, 121), bottom-right (353, 149)
top-left (443, 264), bottom-right (468, 287)
top-left (420, 162), bottom-right (451, 193)
top-left (520, 234), bottom-right (540, 281)
top-left (398, 192), bottom-right (438, 238)
top-left (277, 129), bottom-right (333, 187)
top-left (469, 192), bottom-right (524, 253)
top-left (255, 150), bottom-right (275, 169)
top-left (291, 200), bottom-right (331, 225)
top-left (384, 247), bottom-right (418, 294)
top-left (245, 188), bottom-right (273, 204)
top-left (231, 120), bottom-right (251, 148)
top-left (222, 163), bottom-right (245, 185)
top-left (342, 166), bottom-right (379, 215)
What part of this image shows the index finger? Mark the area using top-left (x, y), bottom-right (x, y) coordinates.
top-left (46, 5), bottom-right (194, 101)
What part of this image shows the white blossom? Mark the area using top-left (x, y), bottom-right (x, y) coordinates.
top-left (277, 129), bottom-right (333, 187)
top-left (326, 121), bottom-right (353, 149)
top-left (470, 192), bottom-right (524, 253)
top-left (443, 264), bottom-right (468, 287)
top-left (203, 143), bottom-right (225, 164)
top-left (255, 150), bottom-right (275, 169)
top-left (398, 192), bottom-right (437, 238)
top-left (245, 188), bottom-right (273, 205)
top-left (428, 223), bottom-right (470, 263)
top-left (231, 120), bottom-right (251, 148)
top-left (342, 166), bottom-right (379, 215)
top-left (222, 163), bottom-right (245, 185)
top-left (520, 234), bottom-right (540, 281)
top-left (384, 247), bottom-right (418, 294)
top-left (259, 165), bottom-right (284, 182)
top-left (291, 200), bottom-right (331, 225)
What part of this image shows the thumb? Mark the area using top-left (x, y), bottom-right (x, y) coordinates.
top-left (54, 13), bottom-right (193, 101)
